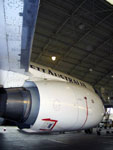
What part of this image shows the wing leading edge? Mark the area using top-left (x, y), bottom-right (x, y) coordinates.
top-left (0, 0), bottom-right (40, 73)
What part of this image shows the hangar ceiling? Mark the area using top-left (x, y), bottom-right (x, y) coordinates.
top-left (31, 0), bottom-right (113, 98)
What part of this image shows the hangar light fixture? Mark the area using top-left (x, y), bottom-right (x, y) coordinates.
top-left (111, 75), bottom-right (113, 78)
top-left (89, 68), bottom-right (93, 72)
top-left (106, 0), bottom-right (113, 5)
top-left (51, 56), bottom-right (56, 61)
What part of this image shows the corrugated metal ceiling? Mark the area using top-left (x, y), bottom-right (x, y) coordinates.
top-left (31, 0), bottom-right (113, 98)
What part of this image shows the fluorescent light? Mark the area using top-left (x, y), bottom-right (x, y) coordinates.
top-left (106, 0), bottom-right (113, 5)
top-left (108, 96), bottom-right (110, 100)
top-left (51, 56), bottom-right (56, 61)
top-left (89, 68), bottom-right (93, 72)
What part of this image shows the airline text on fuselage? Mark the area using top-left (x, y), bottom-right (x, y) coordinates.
top-left (30, 64), bottom-right (87, 88)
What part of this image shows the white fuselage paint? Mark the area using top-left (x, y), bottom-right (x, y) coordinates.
top-left (27, 63), bottom-right (105, 133)
top-left (0, 62), bottom-right (105, 133)
top-left (30, 81), bottom-right (104, 132)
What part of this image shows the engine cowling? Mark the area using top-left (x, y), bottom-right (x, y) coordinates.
top-left (30, 80), bottom-right (104, 132)
top-left (0, 80), bottom-right (105, 132)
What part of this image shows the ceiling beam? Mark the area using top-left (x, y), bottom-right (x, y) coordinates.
top-left (81, 6), bottom-right (113, 28)
top-left (69, 51), bottom-right (113, 83)
top-left (69, 37), bottom-right (113, 75)
top-left (32, 47), bottom-right (113, 73)
top-left (102, 77), bottom-right (113, 88)
top-left (54, 12), bottom-right (113, 68)
top-left (34, 31), bottom-right (113, 64)
top-left (93, 69), bottom-right (113, 87)
top-left (35, 0), bottom-right (87, 60)
top-left (54, 0), bottom-right (87, 34)
top-left (43, 0), bottom-right (113, 28)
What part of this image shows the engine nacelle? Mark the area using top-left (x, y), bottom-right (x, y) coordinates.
top-left (0, 80), bottom-right (105, 132)
top-left (31, 80), bottom-right (104, 132)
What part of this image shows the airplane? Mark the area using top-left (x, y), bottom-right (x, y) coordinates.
top-left (0, 0), bottom-right (105, 133)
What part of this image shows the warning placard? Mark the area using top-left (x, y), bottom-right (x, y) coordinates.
top-left (40, 118), bottom-right (58, 131)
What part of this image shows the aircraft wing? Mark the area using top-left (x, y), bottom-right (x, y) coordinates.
top-left (0, 0), bottom-right (40, 73)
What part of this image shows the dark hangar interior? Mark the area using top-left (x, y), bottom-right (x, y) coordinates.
top-left (1, 1), bottom-right (113, 150)
top-left (31, 0), bottom-right (113, 100)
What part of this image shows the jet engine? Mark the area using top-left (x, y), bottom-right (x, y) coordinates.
top-left (0, 80), bottom-right (105, 132)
